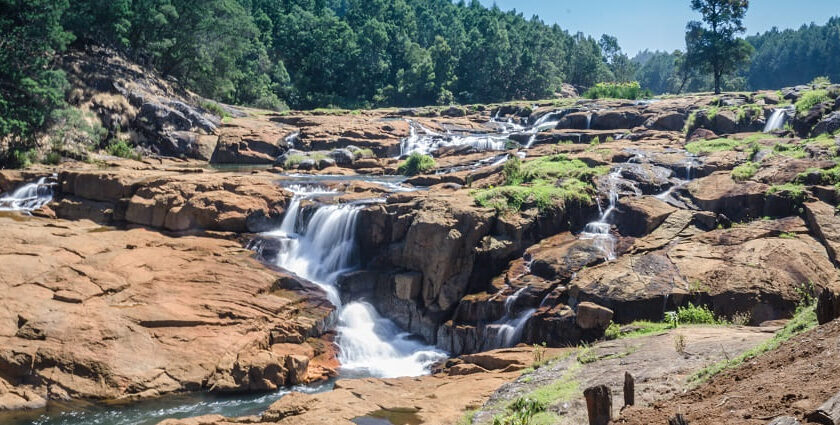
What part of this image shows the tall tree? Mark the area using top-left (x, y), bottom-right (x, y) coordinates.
top-left (685, 0), bottom-right (753, 94)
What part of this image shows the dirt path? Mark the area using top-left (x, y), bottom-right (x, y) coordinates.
top-left (616, 319), bottom-right (840, 425)
top-left (471, 325), bottom-right (778, 425)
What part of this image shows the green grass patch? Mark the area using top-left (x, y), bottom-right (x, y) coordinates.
top-left (474, 154), bottom-right (604, 212)
top-left (689, 303), bottom-right (817, 383)
top-left (797, 165), bottom-right (840, 185)
top-left (456, 409), bottom-right (477, 425)
top-left (473, 178), bottom-right (593, 212)
top-left (583, 81), bottom-right (651, 100)
top-left (397, 152), bottom-right (436, 176)
top-left (605, 320), bottom-right (672, 340)
top-left (731, 162), bottom-right (759, 181)
top-left (804, 132), bottom-right (837, 147)
top-left (200, 101), bottom-right (231, 118)
top-left (767, 183), bottom-right (807, 202)
top-left (354, 148), bottom-right (375, 159)
top-left (795, 89), bottom-right (830, 115)
top-left (772, 142), bottom-right (807, 158)
top-left (283, 153), bottom-right (307, 168)
top-left (685, 138), bottom-right (741, 154)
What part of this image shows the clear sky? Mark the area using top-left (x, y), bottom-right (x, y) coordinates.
top-left (477, 0), bottom-right (839, 55)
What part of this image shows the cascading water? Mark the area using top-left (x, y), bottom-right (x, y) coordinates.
top-left (0, 177), bottom-right (55, 212)
top-left (399, 121), bottom-right (508, 157)
top-left (586, 113), bottom-right (593, 130)
top-left (262, 187), bottom-right (446, 378)
top-left (763, 106), bottom-right (794, 133)
top-left (579, 168), bottom-right (621, 261)
top-left (483, 287), bottom-right (535, 350)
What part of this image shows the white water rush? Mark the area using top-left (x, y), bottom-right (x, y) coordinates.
top-left (262, 186), bottom-right (446, 378)
top-left (0, 177), bottom-right (55, 212)
top-left (763, 106), bottom-right (794, 133)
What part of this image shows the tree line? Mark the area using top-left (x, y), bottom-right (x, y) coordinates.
top-left (635, 14), bottom-right (840, 94)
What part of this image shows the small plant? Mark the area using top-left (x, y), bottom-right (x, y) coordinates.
top-left (576, 342), bottom-right (599, 364)
top-left (810, 76), bottom-right (831, 86)
top-left (795, 89), bottom-right (830, 115)
top-left (42, 150), bottom-right (61, 165)
top-left (730, 311), bottom-right (752, 326)
top-left (354, 148), bottom-right (375, 159)
top-left (397, 152), bottom-right (436, 176)
top-left (532, 342), bottom-right (547, 367)
top-left (778, 232), bottom-right (797, 239)
top-left (492, 397), bottom-right (547, 425)
top-left (673, 334), bottom-right (687, 355)
top-left (105, 140), bottom-right (141, 160)
top-left (675, 303), bottom-right (718, 325)
top-left (795, 281), bottom-right (816, 312)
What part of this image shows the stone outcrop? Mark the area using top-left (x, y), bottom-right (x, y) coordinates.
top-left (0, 215), bottom-right (333, 409)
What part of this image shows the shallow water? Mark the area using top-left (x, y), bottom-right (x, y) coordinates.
top-left (0, 381), bottom-right (334, 425)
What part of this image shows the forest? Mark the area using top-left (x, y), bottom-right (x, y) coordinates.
top-left (2, 0), bottom-right (839, 144)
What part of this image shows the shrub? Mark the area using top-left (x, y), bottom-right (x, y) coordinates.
top-left (42, 151), bottom-right (61, 165)
top-left (252, 95), bottom-right (288, 112)
top-left (811, 76), bottom-right (831, 86)
top-left (675, 303), bottom-right (718, 325)
top-left (8, 148), bottom-right (37, 169)
top-left (354, 148), bottom-right (375, 159)
top-left (105, 140), bottom-right (141, 160)
top-left (731, 162), bottom-right (759, 181)
top-left (795, 89), bottom-right (829, 115)
top-left (397, 152), bottom-right (436, 176)
top-left (583, 82), bottom-right (650, 100)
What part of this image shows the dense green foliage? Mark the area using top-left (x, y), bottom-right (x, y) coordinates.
top-left (397, 152), bottom-right (436, 175)
top-left (636, 16), bottom-right (840, 94)
top-left (0, 0), bottom-right (73, 166)
top-left (583, 82), bottom-right (650, 100)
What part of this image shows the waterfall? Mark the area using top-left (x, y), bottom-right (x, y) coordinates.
top-left (579, 169), bottom-right (621, 261)
top-left (586, 113), bottom-right (593, 130)
top-left (0, 177), bottom-right (55, 212)
top-left (483, 287), bottom-right (535, 350)
top-left (763, 106), bottom-right (793, 133)
top-left (284, 131), bottom-right (300, 148)
top-left (261, 190), bottom-right (446, 378)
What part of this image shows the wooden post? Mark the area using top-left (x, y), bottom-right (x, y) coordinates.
top-left (584, 384), bottom-right (612, 425)
top-left (624, 372), bottom-right (635, 407)
top-left (668, 414), bottom-right (689, 425)
top-left (806, 390), bottom-right (840, 425)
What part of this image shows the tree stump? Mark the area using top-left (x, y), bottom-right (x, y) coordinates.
top-left (668, 414), bottom-right (689, 425)
top-left (806, 390), bottom-right (840, 424)
top-left (817, 287), bottom-right (840, 325)
top-left (624, 372), bottom-right (635, 407)
top-left (584, 384), bottom-right (612, 425)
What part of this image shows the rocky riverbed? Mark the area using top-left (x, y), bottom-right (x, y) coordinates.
top-left (2, 52), bottom-right (840, 424)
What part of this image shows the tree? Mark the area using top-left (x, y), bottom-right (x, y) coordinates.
top-left (685, 0), bottom-right (753, 94)
top-left (0, 0), bottom-right (72, 146)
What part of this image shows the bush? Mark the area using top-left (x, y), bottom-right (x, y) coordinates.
top-left (105, 140), bottom-right (140, 160)
top-left (7, 148), bottom-right (37, 169)
top-left (675, 303), bottom-right (718, 325)
top-left (772, 142), bottom-right (806, 158)
top-left (731, 162), bottom-right (759, 181)
top-left (397, 152), bottom-right (436, 176)
top-left (583, 81), bottom-right (651, 100)
top-left (795, 89), bottom-right (829, 115)
top-left (810, 76), bottom-right (831, 86)
top-left (252, 95), bottom-right (289, 112)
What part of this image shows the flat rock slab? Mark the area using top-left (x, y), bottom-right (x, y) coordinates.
top-left (0, 215), bottom-right (333, 409)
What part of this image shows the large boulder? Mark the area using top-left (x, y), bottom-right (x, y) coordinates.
top-left (647, 112), bottom-right (687, 132)
top-left (210, 119), bottom-right (293, 164)
top-left (614, 196), bottom-right (677, 237)
top-left (591, 110), bottom-right (646, 130)
top-left (813, 111), bottom-right (840, 136)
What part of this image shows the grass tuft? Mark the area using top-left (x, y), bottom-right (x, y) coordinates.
top-left (397, 152), bottom-right (435, 176)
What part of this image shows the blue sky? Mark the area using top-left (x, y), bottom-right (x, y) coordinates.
top-left (478, 0), bottom-right (839, 55)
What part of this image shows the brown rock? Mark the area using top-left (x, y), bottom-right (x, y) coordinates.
top-left (576, 302), bottom-right (614, 330)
